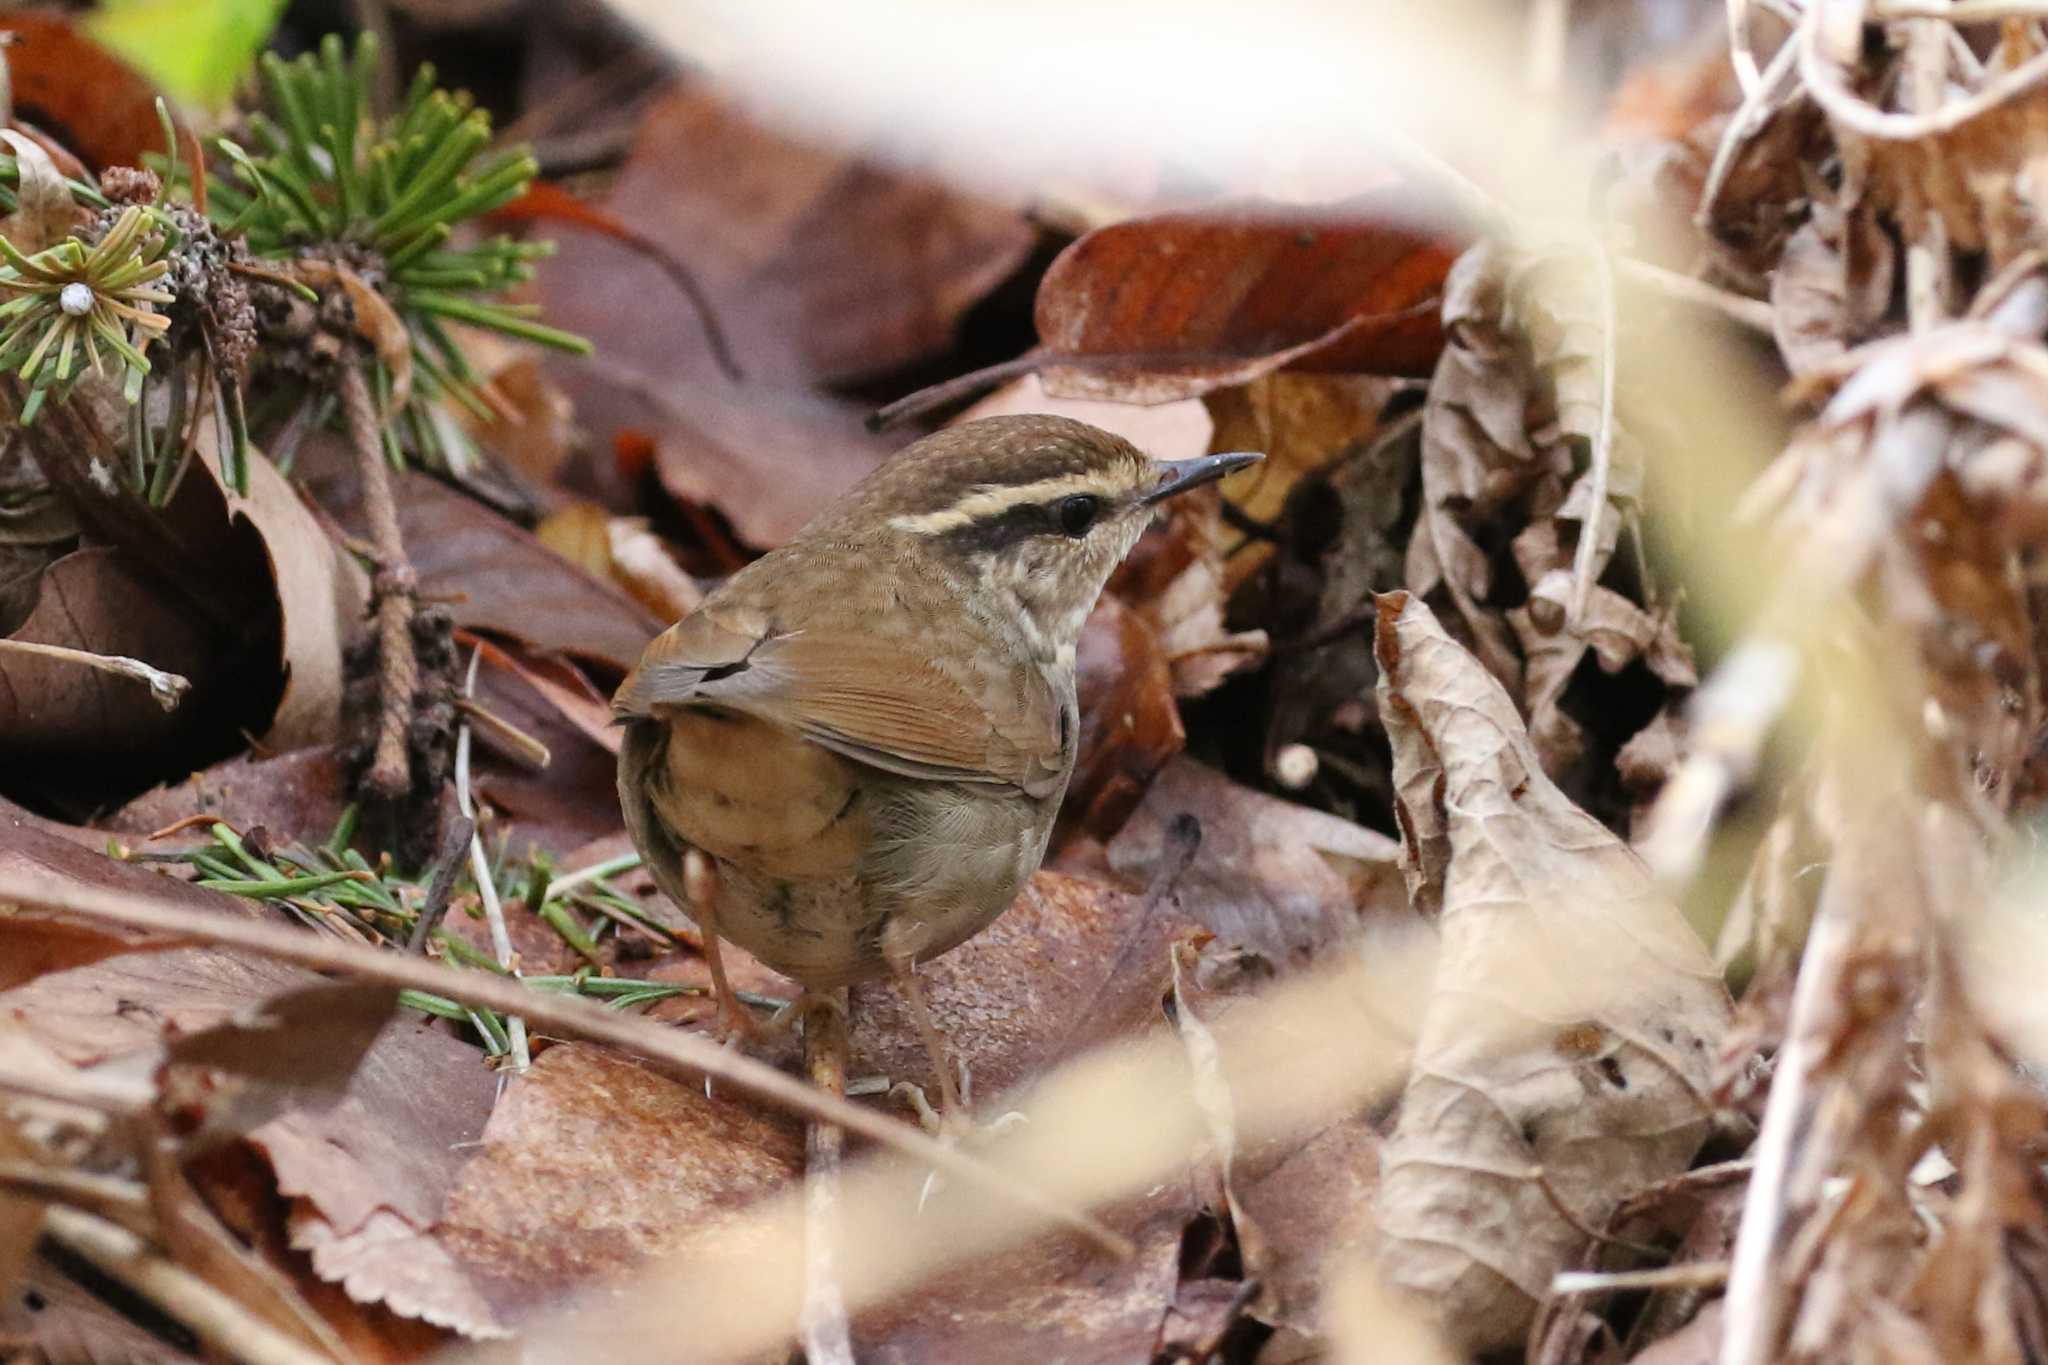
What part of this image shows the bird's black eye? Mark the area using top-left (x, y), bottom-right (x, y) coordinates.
top-left (1052, 494), bottom-right (1102, 537)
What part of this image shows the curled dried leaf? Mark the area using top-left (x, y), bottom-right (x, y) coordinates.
top-left (1369, 592), bottom-right (1728, 1352)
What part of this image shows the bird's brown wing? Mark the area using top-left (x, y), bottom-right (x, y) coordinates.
top-left (614, 607), bottom-right (1068, 798)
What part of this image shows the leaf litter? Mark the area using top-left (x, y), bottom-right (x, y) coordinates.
top-left (13, 3), bottom-right (2048, 1363)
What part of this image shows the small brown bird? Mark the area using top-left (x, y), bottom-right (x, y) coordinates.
top-left (614, 414), bottom-right (1258, 1116)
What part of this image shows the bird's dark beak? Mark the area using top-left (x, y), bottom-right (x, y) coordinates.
top-left (1142, 450), bottom-right (1263, 506)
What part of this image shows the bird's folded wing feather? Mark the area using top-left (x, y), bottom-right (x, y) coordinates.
top-left (614, 608), bottom-right (1066, 797)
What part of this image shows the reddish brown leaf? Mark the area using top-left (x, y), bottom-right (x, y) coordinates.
top-left (0, 11), bottom-right (167, 172)
top-left (432, 1043), bottom-right (804, 1333)
top-left (849, 868), bottom-right (1194, 1105)
top-left (257, 1016), bottom-right (498, 1338)
top-left (304, 451), bottom-right (659, 675)
top-left (1064, 596), bottom-right (1185, 843)
top-left (1034, 195), bottom-right (1468, 403)
top-left (543, 85), bottom-right (1034, 387)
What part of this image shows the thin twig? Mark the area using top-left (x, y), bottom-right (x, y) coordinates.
top-left (1717, 860), bottom-right (1864, 1365)
top-left (0, 862), bottom-right (1133, 1257)
top-left (0, 638), bottom-right (189, 711)
top-left (41, 1204), bottom-right (334, 1365)
top-left (799, 990), bottom-right (855, 1365)
top-left (1800, 0), bottom-right (2048, 137)
top-left (456, 645), bottom-right (529, 1074)
top-left (0, 1060), bottom-right (155, 1113)
top-left (866, 348), bottom-right (1048, 432)
top-left (1697, 30), bottom-right (1804, 228)
top-left (1617, 258), bottom-right (1777, 334)
top-left (0, 1161), bottom-right (151, 1232)
top-left (1728, 0), bottom-right (1764, 95)
top-left (1527, 0), bottom-right (1572, 98)
top-left (455, 696), bottom-right (551, 769)
top-left (339, 359), bottom-right (420, 801)
top-left (1552, 1261), bottom-right (1732, 1295)
top-left (1900, 1), bottom-right (1956, 331)
top-left (1877, 0), bottom-right (2048, 18)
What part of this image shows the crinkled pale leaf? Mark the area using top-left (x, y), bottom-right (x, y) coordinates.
top-left (1369, 592), bottom-right (1727, 1352)
top-left (0, 130), bottom-right (84, 252)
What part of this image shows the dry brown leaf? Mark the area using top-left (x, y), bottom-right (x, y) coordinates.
top-left (0, 10), bottom-right (171, 173)
top-left (1169, 937), bottom-right (1402, 1335)
top-left (609, 519), bottom-right (703, 622)
top-left (7, 391), bottom-right (358, 761)
top-left (1204, 373), bottom-right (1391, 589)
top-left (1106, 758), bottom-right (1402, 970)
top-left (1369, 592), bottom-right (1727, 1353)
top-left (431, 1043), bottom-right (803, 1334)
top-left (195, 435), bottom-right (363, 751)
top-left (856, 1179), bottom-right (1192, 1364)
top-left (103, 746), bottom-right (351, 850)
top-left (636, 385), bottom-right (892, 549)
top-left (256, 1015), bottom-right (498, 1339)
top-left (538, 82), bottom-right (1026, 543)
top-left (534, 502), bottom-right (703, 625)
top-left (306, 452), bottom-right (660, 675)
top-left (849, 868), bottom-right (1193, 1104)
top-left (462, 352), bottom-right (576, 490)
top-left (165, 982), bottom-right (401, 1147)
top-left (552, 84), bottom-right (1033, 387)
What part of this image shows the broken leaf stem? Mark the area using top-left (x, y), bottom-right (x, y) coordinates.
top-left (0, 638), bottom-right (189, 711)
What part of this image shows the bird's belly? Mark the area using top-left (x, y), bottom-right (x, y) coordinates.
top-left (650, 708), bottom-right (868, 881)
top-left (708, 786), bottom-right (1057, 989)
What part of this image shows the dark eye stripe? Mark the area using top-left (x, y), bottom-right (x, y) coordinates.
top-left (936, 494), bottom-right (1107, 555)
